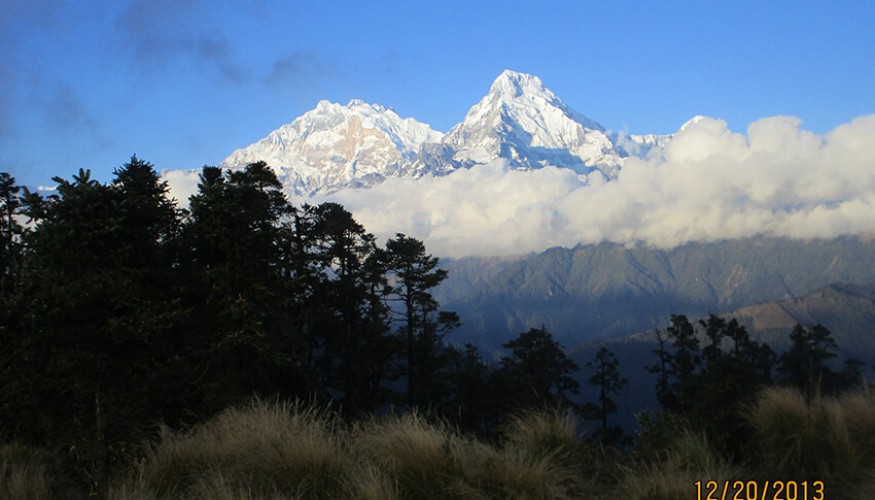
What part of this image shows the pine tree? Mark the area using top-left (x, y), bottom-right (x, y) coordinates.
top-left (182, 162), bottom-right (298, 409)
top-left (0, 172), bottom-right (25, 433)
top-left (583, 347), bottom-right (627, 444)
top-left (304, 202), bottom-right (396, 414)
top-left (649, 314), bottom-right (701, 414)
top-left (778, 323), bottom-right (840, 397)
top-left (666, 314), bottom-right (700, 404)
top-left (498, 327), bottom-right (580, 409)
top-left (11, 159), bottom-right (186, 485)
top-left (384, 233), bottom-right (458, 408)
top-left (646, 324), bottom-right (673, 411)
top-left (444, 343), bottom-right (493, 432)
top-left (0, 172), bottom-right (23, 291)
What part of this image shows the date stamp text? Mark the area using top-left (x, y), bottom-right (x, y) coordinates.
top-left (694, 480), bottom-right (825, 500)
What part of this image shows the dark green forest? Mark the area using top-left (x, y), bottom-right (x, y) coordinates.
top-left (0, 159), bottom-right (587, 489)
top-left (0, 159), bottom-right (871, 498)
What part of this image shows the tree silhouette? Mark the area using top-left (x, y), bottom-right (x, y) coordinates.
top-left (583, 347), bottom-right (627, 444)
top-left (0, 172), bottom-right (23, 291)
top-left (498, 327), bottom-right (580, 409)
top-left (778, 323), bottom-right (843, 397)
top-left (384, 233), bottom-right (458, 408)
top-left (182, 162), bottom-right (299, 409)
top-left (304, 202), bottom-right (396, 414)
top-left (8, 159), bottom-right (188, 484)
top-left (0, 172), bottom-right (25, 436)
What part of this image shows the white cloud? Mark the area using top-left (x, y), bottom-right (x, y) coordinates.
top-left (324, 115), bottom-right (875, 257)
top-left (162, 168), bottom-right (202, 208)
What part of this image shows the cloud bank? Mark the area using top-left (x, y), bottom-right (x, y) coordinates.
top-left (325, 115), bottom-right (875, 257)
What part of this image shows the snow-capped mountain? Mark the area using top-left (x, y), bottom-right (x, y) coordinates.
top-left (443, 70), bottom-right (623, 176)
top-left (221, 70), bottom-right (679, 196)
top-left (221, 100), bottom-right (444, 196)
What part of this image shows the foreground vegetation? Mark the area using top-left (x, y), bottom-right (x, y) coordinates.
top-left (0, 159), bottom-right (594, 492)
top-left (3, 160), bottom-right (874, 497)
top-left (2, 387), bottom-right (874, 499)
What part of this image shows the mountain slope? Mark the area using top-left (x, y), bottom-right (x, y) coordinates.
top-left (436, 237), bottom-right (875, 351)
top-left (732, 282), bottom-right (875, 354)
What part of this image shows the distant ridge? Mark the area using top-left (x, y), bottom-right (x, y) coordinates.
top-left (732, 282), bottom-right (875, 351)
top-left (435, 236), bottom-right (875, 350)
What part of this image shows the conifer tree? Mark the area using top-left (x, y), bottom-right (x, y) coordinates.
top-left (444, 343), bottom-right (492, 432)
top-left (498, 327), bottom-right (580, 409)
top-left (304, 202), bottom-right (396, 414)
top-left (0, 172), bottom-right (23, 291)
top-left (778, 323), bottom-right (842, 397)
top-left (182, 162), bottom-right (297, 408)
top-left (384, 233), bottom-right (459, 408)
top-left (11, 159), bottom-right (185, 483)
top-left (0, 172), bottom-right (25, 433)
top-left (583, 347), bottom-right (627, 443)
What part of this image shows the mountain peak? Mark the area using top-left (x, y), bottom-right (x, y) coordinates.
top-left (313, 99), bottom-right (388, 116)
top-left (444, 70), bottom-right (618, 175)
top-left (221, 98), bottom-right (442, 196)
top-left (217, 71), bottom-right (677, 196)
top-left (489, 70), bottom-right (549, 99)
top-left (345, 99), bottom-right (389, 112)
top-left (678, 115), bottom-right (708, 133)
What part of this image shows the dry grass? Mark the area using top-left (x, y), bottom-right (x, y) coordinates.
top-left (503, 409), bottom-right (582, 464)
top-left (0, 442), bottom-right (80, 500)
top-left (351, 411), bottom-right (586, 499)
top-left (746, 386), bottom-right (875, 498)
top-left (116, 399), bottom-right (348, 499)
top-left (27, 388), bottom-right (875, 499)
top-left (109, 401), bottom-right (589, 499)
top-left (620, 429), bottom-right (742, 500)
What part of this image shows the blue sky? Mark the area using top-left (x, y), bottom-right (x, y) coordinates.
top-left (2, 0), bottom-right (873, 189)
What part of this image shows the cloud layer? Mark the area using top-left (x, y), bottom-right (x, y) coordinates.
top-left (163, 115), bottom-right (875, 258)
top-left (323, 115), bottom-right (875, 257)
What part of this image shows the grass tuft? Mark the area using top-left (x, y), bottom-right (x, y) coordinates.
top-left (746, 386), bottom-right (875, 498)
top-left (0, 442), bottom-right (81, 500)
top-left (352, 412), bottom-right (463, 499)
top-left (122, 399), bottom-right (348, 499)
top-left (113, 402), bottom-right (588, 499)
top-left (621, 429), bottom-right (741, 500)
top-left (352, 410), bottom-right (586, 499)
top-left (503, 409), bottom-right (582, 464)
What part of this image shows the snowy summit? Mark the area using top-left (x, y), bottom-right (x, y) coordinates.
top-left (221, 100), bottom-right (443, 197)
top-left (220, 70), bottom-right (685, 197)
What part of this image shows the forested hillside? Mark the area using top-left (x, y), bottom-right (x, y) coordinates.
top-left (439, 238), bottom-right (875, 351)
